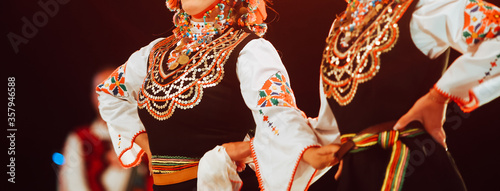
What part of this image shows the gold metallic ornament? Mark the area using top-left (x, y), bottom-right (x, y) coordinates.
top-left (169, 62), bottom-right (179, 70)
top-left (178, 55), bottom-right (190, 65)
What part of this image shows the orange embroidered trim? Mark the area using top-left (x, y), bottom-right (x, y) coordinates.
top-left (286, 144), bottom-right (321, 191)
top-left (432, 85), bottom-right (479, 113)
top-left (462, 90), bottom-right (480, 113)
top-left (250, 138), bottom-right (265, 190)
top-left (321, 0), bottom-right (413, 106)
top-left (117, 130), bottom-right (147, 168)
top-left (304, 170), bottom-right (318, 191)
top-left (229, 179), bottom-right (243, 191)
top-left (251, 137), bottom-right (320, 191)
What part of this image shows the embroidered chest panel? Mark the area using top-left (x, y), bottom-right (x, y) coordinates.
top-left (321, 0), bottom-right (413, 106)
top-left (138, 28), bottom-right (250, 120)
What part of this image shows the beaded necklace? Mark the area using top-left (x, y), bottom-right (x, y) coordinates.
top-left (167, 1), bottom-right (234, 70)
top-left (337, 0), bottom-right (404, 47)
top-left (139, 28), bottom-right (251, 120)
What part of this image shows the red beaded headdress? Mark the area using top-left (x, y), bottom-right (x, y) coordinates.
top-left (166, 0), bottom-right (268, 36)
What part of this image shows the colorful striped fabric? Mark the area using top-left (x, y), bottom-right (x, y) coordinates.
top-left (151, 155), bottom-right (200, 174)
top-left (340, 128), bottom-right (424, 191)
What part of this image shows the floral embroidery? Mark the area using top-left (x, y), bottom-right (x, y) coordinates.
top-left (478, 53), bottom-right (500, 83)
top-left (259, 109), bottom-right (279, 136)
top-left (463, 0), bottom-right (500, 45)
top-left (257, 72), bottom-right (297, 108)
top-left (96, 64), bottom-right (128, 97)
top-left (256, 72), bottom-right (298, 136)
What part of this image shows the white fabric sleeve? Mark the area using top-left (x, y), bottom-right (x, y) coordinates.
top-left (58, 133), bottom-right (90, 191)
top-left (197, 146), bottom-right (243, 191)
top-left (96, 38), bottom-right (163, 167)
top-left (308, 79), bottom-right (341, 146)
top-left (411, 0), bottom-right (500, 112)
top-left (237, 38), bottom-right (320, 191)
top-left (304, 78), bottom-right (342, 184)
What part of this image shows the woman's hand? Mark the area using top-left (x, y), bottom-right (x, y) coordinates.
top-left (222, 141), bottom-right (252, 172)
top-left (135, 133), bottom-right (153, 172)
top-left (394, 89), bottom-right (449, 149)
top-left (302, 144), bottom-right (341, 170)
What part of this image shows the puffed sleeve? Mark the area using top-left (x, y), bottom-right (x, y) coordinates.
top-left (96, 38), bottom-right (163, 168)
top-left (410, 0), bottom-right (500, 112)
top-left (237, 38), bottom-right (320, 191)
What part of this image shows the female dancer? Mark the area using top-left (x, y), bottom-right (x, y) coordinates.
top-left (97, 0), bottom-right (336, 190)
top-left (312, 0), bottom-right (500, 190)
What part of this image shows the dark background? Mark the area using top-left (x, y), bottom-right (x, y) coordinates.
top-left (2, 0), bottom-right (499, 190)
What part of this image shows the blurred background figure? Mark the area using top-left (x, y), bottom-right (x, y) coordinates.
top-left (57, 66), bottom-right (152, 191)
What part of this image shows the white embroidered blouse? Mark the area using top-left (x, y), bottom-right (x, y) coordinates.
top-left (312, 0), bottom-right (500, 153)
top-left (97, 32), bottom-right (321, 190)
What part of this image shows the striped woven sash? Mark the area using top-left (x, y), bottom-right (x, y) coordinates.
top-left (340, 128), bottom-right (424, 191)
top-left (151, 155), bottom-right (200, 174)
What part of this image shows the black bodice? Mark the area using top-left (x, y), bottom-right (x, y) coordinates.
top-left (137, 28), bottom-right (259, 158)
top-left (323, 1), bottom-right (450, 134)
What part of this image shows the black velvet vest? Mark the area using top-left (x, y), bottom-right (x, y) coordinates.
top-left (137, 28), bottom-right (258, 158)
top-left (321, 0), bottom-right (450, 134)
